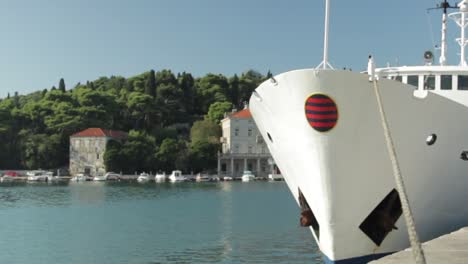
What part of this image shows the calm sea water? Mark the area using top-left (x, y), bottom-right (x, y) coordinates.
top-left (0, 181), bottom-right (322, 264)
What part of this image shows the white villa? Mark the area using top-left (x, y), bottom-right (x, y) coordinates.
top-left (217, 105), bottom-right (275, 178)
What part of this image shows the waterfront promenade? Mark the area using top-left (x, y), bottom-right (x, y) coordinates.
top-left (372, 227), bottom-right (468, 264)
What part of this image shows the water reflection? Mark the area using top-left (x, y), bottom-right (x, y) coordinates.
top-left (0, 182), bottom-right (320, 263)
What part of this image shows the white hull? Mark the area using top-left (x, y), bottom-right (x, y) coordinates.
top-left (137, 176), bottom-right (150, 182)
top-left (168, 176), bottom-right (186, 182)
top-left (27, 176), bottom-right (48, 182)
top-left (268, 174), bottom-right (283, 181)
top-left (154, 175), bottom-right (166, 182)
top-left (249, 69), bottom-right (468, 262)
top-left (70, 175), bottom-right (93, 182)
top-left (241, 175), bottom-right (255, 182)
top-left (93, 176), bottom-right (107, 181)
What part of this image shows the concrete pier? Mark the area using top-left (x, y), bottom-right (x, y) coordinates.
top-left (371, 227), bottom-right (468, 264)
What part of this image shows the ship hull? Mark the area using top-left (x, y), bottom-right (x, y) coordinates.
top-left (249, 69), bottom-right (468, 263)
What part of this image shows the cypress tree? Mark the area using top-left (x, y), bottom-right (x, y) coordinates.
top-left (145, 69), bottom-right (156, 97)
top-left (59, 78), bottom-right (66, 92)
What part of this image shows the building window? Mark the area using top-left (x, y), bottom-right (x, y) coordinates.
top-left (248, 145), bottom-right (253, 153)
top-left (248, 127), bottom-right (253, 137)
top-left (221, 163), bottom-right (227, 172)
top-left (458, 75), bottom-right (468, 90)
top-left (97, 153), bottom-right (100, 159)
top-left (441, 75), bottom-right (452, 90)
top-left (234, 127), bottom-right (239, 136)
top-left (234, 144), bottom-right (239, 153)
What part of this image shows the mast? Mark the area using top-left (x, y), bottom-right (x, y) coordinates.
top-left (460, 0), bottom-right (468, 66)
top-left (316, 0), bottom-right (334, 69)
top-left (440, 4), bottom-right (448, 65)
top-left (449, 0), bottom-right (468, 66)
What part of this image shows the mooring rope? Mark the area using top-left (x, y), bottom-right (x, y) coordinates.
top-left (371, 73), bottom-right (427, 264)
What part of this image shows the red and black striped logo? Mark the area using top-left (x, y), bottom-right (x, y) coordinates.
top-left (305, 93), bottom-right (338, 132)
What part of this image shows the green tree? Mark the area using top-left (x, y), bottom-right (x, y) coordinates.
top-left (190, 120), bottom-right (221, 144)
top-left (119, 130), bottom-right (156, 173)
top-left (189, 140), bottom-right (219, 173)
top-left (155, 138), bottom-right (186, 173)
top-left (145, 70), bottom-right (157, 97)
top-left (126, 92), bottom-right (156, 130)
top-left (104, 140), bottom-right (123, 173)
top-left (206, 102), bottom-right (232, 123)
top-left (59, 78), bottom-right (66, 92)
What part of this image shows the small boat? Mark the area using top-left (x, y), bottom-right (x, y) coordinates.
top-left (93, 172), bottom-right (120, 181)
top-left (105, 172), bottom-right (121, 181)
top-left (168, 170), bottom-right (186, 182)
top-left (47, 175), bottom-right (61, 182)
top-left (137, 172), bottom-right (151, 182)
top-left (223, 176), bottom-right (233, 181)
top-left (241, 171), bottom-right (255, 182)
top-left (1, 171), bottom-right (18, 182)
top-left (70, 174), bottom-right (93, 182)
top-left (154, 172), bottom-right (166, 182)
top-left (27, 170), bottom-right (52, 182)
top-left (196, 173), bottom-right (211, 182)
top-left (268, 173), bottom-right (283, 181)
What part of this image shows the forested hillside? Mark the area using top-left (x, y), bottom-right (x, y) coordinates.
top-left (0, 69), bottom-right (270, 173)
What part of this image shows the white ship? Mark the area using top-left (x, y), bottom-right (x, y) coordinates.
top-left (249, 1), bottom-right (468, 263)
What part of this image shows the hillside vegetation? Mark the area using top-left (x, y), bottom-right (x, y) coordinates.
top-left (0, 69), bottom-right (270, 173)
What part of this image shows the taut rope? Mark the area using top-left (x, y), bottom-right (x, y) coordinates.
top-left (371, 73), bottom-right (427, 264)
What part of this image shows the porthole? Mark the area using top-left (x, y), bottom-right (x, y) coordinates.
top-left (461, 151), bottom-right (468, 161)
top-left (267, 132), bottom-right (273, 143)
top-left (426, 134), bottom-right (437, 146)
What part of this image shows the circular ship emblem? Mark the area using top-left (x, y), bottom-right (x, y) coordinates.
top-left (305, 93), bottom-right (338, 132)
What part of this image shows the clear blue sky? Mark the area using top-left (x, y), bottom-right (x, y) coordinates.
top-left (0, 0), bottom-right (460, 97)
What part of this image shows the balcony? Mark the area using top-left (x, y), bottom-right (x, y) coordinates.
top-left (218, 152), bottom-right (271, 159)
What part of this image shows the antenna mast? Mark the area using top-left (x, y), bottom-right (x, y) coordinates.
top-left (428, 1), bottom-right (457, 65)
top-left (440, 1), bottom-right (449, 65)
top-left (449, 0), bottom-right (468, 66)
top-left (316, 0), bottom-right (334, 69)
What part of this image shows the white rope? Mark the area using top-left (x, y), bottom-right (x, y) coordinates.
top-left (371, 78), bottom-right (427, 264)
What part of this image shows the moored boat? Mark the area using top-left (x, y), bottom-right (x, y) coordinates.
top-left (249, 1), bottom-right (468, 263)
top-left (1, 171), bottom-right (19, 182)
top-left (154, 172), bottom-right (166, 182)
top-left (241, 171), bottom-right (255, 182)
top-left (27, 170), bottom-right (52, 182)
top-left (137, 172), bottom-right (151, 182)
top-left (70, 174), bottom-right (93, 182)
top-left (168, 170), bottom-right (186, 182)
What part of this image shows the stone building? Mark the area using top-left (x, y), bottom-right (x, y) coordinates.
top-left (69, 128), bottom-right (128, 176)
top-left (217, 105), bottom-right (274, 178)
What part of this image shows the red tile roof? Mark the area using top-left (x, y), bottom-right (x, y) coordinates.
top-left (229, 109), bottom-right (252, 118)
top-left (71, 128), bottom-right (128, 139)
